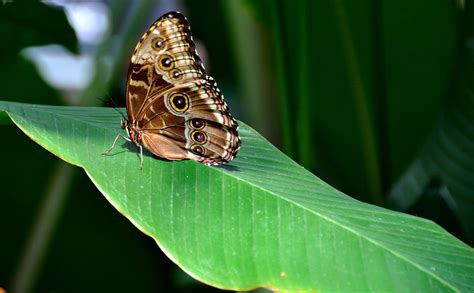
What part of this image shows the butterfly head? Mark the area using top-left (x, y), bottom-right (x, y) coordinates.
top-left (121, 118), bottom-right (142, 146)
top-left (120, 118), bottom-right (128, 130)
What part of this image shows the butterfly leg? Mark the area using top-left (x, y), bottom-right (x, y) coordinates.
top-left (139, 144), bottom-right (144, 170)
top-left (102, 133), bottom-right (131, 155)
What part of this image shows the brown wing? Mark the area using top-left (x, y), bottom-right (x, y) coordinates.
top-left (125, 11), bottom-right (205, 123)
top-left (126, 11), bottom-right (240, 165)
top-left (140, 76), bottom-right (240, 165)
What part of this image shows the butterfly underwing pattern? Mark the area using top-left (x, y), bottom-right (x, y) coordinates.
top-left (103, 11), bottom-right (241, 168)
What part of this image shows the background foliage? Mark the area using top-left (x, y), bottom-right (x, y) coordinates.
top-left (0, 0), bottom-right (472, 292)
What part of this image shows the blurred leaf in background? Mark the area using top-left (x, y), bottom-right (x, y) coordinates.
top-left (237, 0), bottom-right (472, 245)
top-left (0, 1), bottom-right (75, 104)
top-left (388, 3), bottom-right (474, 243)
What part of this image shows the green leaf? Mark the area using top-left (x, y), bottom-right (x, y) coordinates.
top-left (0, 101), bottom-right (472, 292)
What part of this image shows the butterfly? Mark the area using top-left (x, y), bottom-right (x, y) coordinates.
top-left (103, 11), bottom-right (240, 169)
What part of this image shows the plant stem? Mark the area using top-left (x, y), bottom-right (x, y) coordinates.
top-left (11, 161), bottom-right (75, 293)
top-left (79, 0), bottom-right (157, 106)
top-left (372, 0), bottom-right (390, 197)
top-left (333, 0), bottom-right (383, 205)
top-left (223, 0), bottom-right (279, 143)
top-left (296, 0), bottom-right (311, 168)
top-left (272, 1), bottom-right (295, 157)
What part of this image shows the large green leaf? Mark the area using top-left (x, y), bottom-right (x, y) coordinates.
top-left (0, 101), bottom-right (472, 292)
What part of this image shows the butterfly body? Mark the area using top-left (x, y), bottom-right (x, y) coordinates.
top-left (105, 11), bottom-right (240, 167)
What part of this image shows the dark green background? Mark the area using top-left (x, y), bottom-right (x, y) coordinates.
top-left (1, 0), bottom-right (472, 292)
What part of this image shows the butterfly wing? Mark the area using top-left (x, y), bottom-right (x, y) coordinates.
top-left (126, 11), bottom-right (205, 123)
top-left (140, 77), bottom-right (240, 164)
top-left (126, 11), bottom-right (240, 165)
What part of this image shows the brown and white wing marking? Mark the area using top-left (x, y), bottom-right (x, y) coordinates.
top-left (123, 11), bottom-right (240, 165)
top-left (140, 76), bottom-right (240, 165)
top-left (125, 11), bottom-right (206, 123)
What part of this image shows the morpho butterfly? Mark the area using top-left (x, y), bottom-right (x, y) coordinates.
top-left (103, 11), bottom-right (240, 169)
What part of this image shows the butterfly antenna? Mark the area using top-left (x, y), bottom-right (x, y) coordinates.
top-left (113, 106), bottom-right (127, 121)
top-left (97, 97), bottom-right (127, 120)
top-left (96, 96), bottom-right (109, 105)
